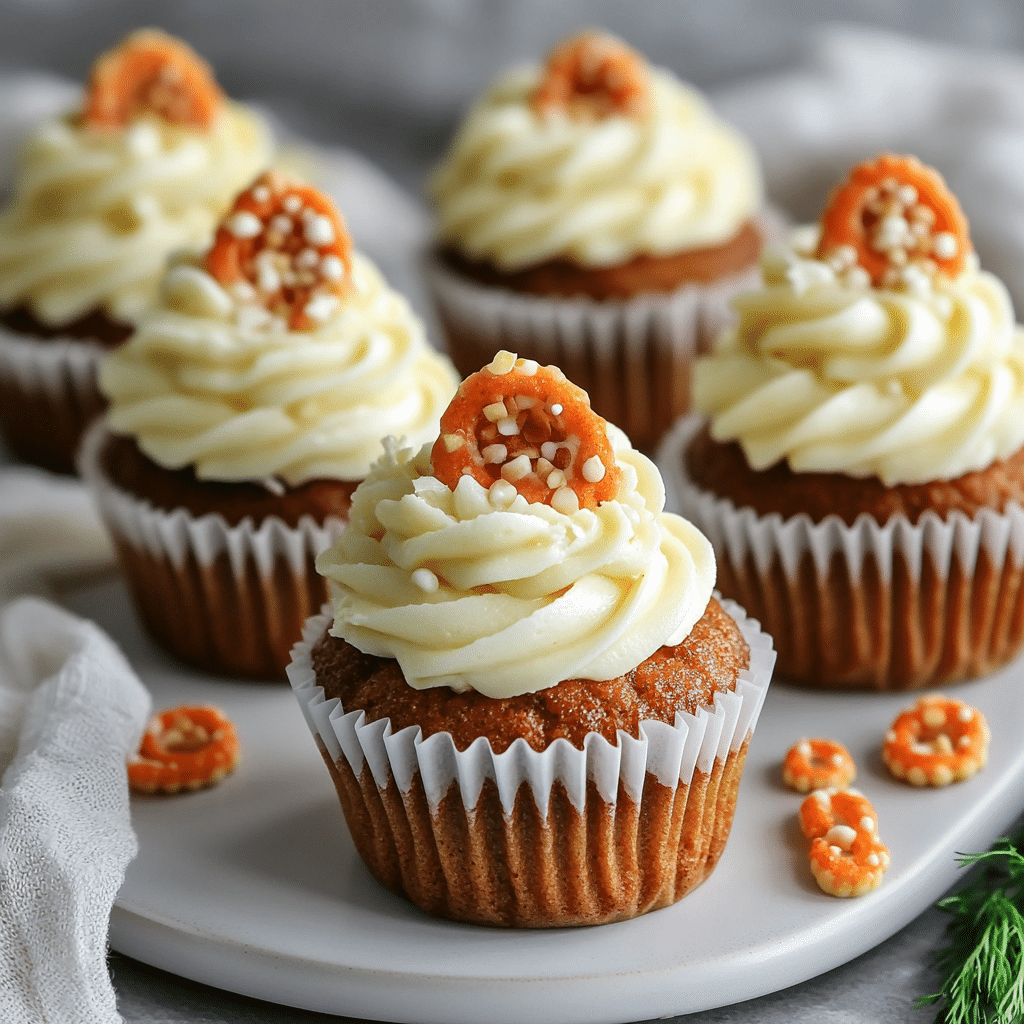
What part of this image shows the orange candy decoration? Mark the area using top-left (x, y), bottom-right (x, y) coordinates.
top-left (128, 705), bottom-right (240, 795)
top-left (532, 30), bottom-right (650, 119)
top-left (205, 170), bottom-right (353, 331)
top-left (782, 738), bottom-right (856, 794)
top-left (431, 351), bottom-right (622, 511)
top-left (799, 788), bottom-right (890, 898)
top-left (882, 694), bottom-right (989, 788)
top-left (816, 154), bottom-right (972, 288)
top-left (83, 29), bottom-right (224, 132)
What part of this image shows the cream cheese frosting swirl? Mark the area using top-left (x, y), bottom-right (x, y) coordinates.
top-left (430, 64), bottom-right (762, 271)
top-left (0, 105), bottom-right (271, 326)
top-left (693, 231), bottom-right (1024, 486)
top-left (99, 252), bottom-right (460, 484)
top-left (318, 428), bottom-right (715, 697)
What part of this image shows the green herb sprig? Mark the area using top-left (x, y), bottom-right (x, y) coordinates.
top-left (918, 829), bottom-right (1024, 1024)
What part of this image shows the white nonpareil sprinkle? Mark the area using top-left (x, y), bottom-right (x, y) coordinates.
top-left (270, 214), bottom-right (292, 235)
top-left (824, 825), bottom-right (857, 850)
top-left (932, 232), bottom-right (958, 259)
top-left (860, 816), bottom-right (875, 833)
top-left (496, 417), bottom-right (520, 436)
top-left (411, 568), bottom-right (439, 593)
top-left (304, 215), bottom-right (335, 246)
top-left (252, 185), bottom-right (271, 204)
top-left (283, 194), bottom-right (303, 214)
top-left (482, 444), bottom-right (507, 464)
top-left (257, 261), bottom-right (281, 295)
top-left (957, 707), bottom-right (974, 722)
top-left (295, 248), bottom-right (320, 269)
top-left (546, 470), bottom-right (566, 489)
top-left (551, 486), bottom-right (579, 515)
top-left (550, 403), bottom-right (563, 415)
top-left (320, 254), bottom-right (345, 280)
top-left (866, 853), bottom-right (880, 867)
top-left (304, 293), bottom-right (340, 324)
top-left (582, 455), bottom-right (606, 483)
top-left (225, 211), bottom-right (263, 239)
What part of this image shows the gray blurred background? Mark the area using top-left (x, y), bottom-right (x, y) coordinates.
top-left (2, 0), bottom-right (1023, 193)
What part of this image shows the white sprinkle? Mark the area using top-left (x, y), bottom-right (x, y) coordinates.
top-left (320, 254), bottom-right (345, 280)
top-left (860, 816), bottom-right (875, 833)
top-left (442, 433), bottom-right (463, 453)
top-left (230, 280), bottom-right (257, 302)
top-left (412, 568), bottom-right (439, 593)
top-left (831, 753), bottom-right (844, 766)
top-left (540, 441), bottom-right (558, 460)
top-left (225, 211), bottom-right (263, 239)
top-left (304, 293), bottom-right (340, 324)
top-left (486, 351), bottom-right (518, 376)
top-left (825, 825), bottom-right (857, 851)
top-left (551, 486), bottom-right (579, 515)
top-left (546, 470), bottom-right (566, 489)
top-left (483, 401), bottom-right (507, 422)
top-left (496, 417), bottom-right (520, 436)
top-left (885, 730), bottom-right (898, 743)
top-left (550, 403), bottom-right (563, 415)
top-left (866, 853), bottom-right (880, 867)
top-left (252, 185), bottom-right (271, 204)
top-left (283, 194), bottom-right (303, 214)
top-left (933, 232), bottom-right (958, 260)
top-left (257, 262), bottom-right (281, 294)
top-left (296, 248), bottom-right (320, 269)
top-left (482, 444), bottom-right (508, 464)
top-left (957, 707), bottom-right (974, 722)
top-left (515, 358), bottom-right (539, 376)
top-left (582, 454), bottom-right (606, 483)
top-left (270, 214), bottom-right (292, 235)
top-left (896, 184), bottom-right (919, 206)
top-left (501, 455), bottom-right (531, 482)
top-left (958, 735), bottom-right (971, 747)
top-left (304, 215), bottom-right (335, 246)
top-left (829, 846), bottom-right (842, 857)
top-left (515, 396), bottom-right (537, 409)
top-left (923, 707), bottom-right (947, 729)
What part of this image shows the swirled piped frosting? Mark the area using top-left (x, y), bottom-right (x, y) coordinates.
top-left (99, 252), bottom-right (460, 484)
top-left (693, 230), bottom-right (1024, 485)
top-left (430, 63), bottom-right (761, 271)
top-left (317, 428), bottom-right (716, 696)
top-left (0, 106), bottom-right (272, 326)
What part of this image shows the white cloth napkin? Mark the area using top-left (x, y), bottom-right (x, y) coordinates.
top-left (3, 24), bottom-right (1024, 1024)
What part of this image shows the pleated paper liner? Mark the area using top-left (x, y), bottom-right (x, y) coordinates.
top-left (424, 209), bottom-right (787, 453)
top-left (0, 325), bottom-right (107, 474)
top-left (79, 422), bottom-right (345, 679)
top-left (288, 599), bottom-right (774, 927)
top-left (658, 416), bottom-right (1024, 690)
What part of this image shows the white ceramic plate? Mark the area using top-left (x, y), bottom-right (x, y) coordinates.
top-left (58, 571), bottom-right (1024, 1024)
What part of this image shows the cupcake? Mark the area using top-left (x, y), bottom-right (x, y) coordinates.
top-left (81, 170), bottom-right (459, 678)
top-left (0, 29), bottom-right (273, 473)
top-left (660, 154), bottom-right (1024, 690)
top-left (426, 29), bottom-right (767, 452)
top-left (289, 350), bottom-right (774, 927)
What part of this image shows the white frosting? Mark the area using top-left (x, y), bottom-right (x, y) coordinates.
top-left (99, 252), bottom-right (460, 484)
top-left (0, 105), bottom-right (272, 326)
top-left (430, 64), bottom-right (762, 270)
top-left (693, 233), bottom-right (1024, 486)
top-left (318, 430), bottom-right (716, 697)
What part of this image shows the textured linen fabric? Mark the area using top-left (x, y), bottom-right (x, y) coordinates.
top-left (0, 598), bottom-right (150, 1024)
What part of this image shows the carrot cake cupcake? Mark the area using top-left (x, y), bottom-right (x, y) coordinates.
top-left (289, 350), bottom-right (774, 926)
top-left (661, 154), bottom-right (1024, 690)
top-left (0, 29), bottom-right (273, 472)
top-left (81, 170), bottom-right (459, 678)
top-left (426, 29), bottom-right (767, 452)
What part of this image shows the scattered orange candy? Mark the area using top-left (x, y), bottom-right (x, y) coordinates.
top-left (83, 28), bottom-right (223, 132)
top-left (800, 788), bottom-right (890, 898)
top-left (816, 154), bottom-right (972, 288)
top-left (882, 694), bottom-right (989, 787)
top-left (532, 30), bottom-right (650, 119)
top-left (205, 170), bottom-right (353, 331)
top-left (431, 351), bottom-right (622, 511)
top-left (128, 705), bottom-right (240, 795)
top-left (782, 738), bottom-right (856, 793)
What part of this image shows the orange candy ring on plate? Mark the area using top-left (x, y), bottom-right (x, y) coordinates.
top-left (532, 30), bottom-right (650, 119)
top-left (782, 738), bottom-right (856, 793)
top-left (816, 154), bottom-right (972, 288)
top-left (205, 170), bottom-right (353, 331)
top-left (799, 788), bottom-right (890, 898)
top-left (882, 694), bottom-right (989, 787)
top-left (430, 350), bottom-right (623, 512)
top-left (128, 705), bottom-right (240, 795)
top-left (83, 29), bottom-right (224, 132)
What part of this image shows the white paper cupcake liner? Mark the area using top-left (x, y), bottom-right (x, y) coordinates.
top-left (79, 421), bottom-right (346, 678)
top-left (0, 323), bottom-right (108, 473)
top-left (424, 208), bottom-right (787, 452)
top-left (658, 415), bottom-right (1024, 689)
top-left (288, 598), bottom-right (773, 817)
